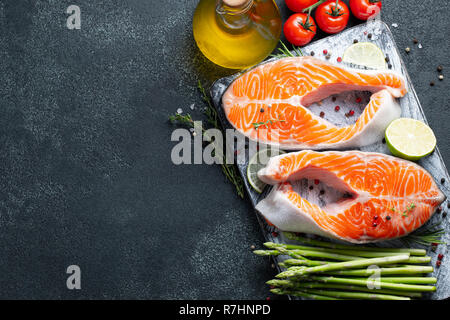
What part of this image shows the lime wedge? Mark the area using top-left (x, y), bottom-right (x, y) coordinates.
top-left (247, 148), bottom-right (285, 193)
top-left (385, 118), bottom-right (437, 161)
top-left (343, 42), bottom-right (386, 70)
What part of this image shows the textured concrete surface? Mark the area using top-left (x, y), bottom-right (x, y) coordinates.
top-left (0, 0), bottom-right (448, 299)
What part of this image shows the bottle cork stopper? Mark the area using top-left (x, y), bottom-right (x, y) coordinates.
top-left (223, 0), bottom-right (249, 7)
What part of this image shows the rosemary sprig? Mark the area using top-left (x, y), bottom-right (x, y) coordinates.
top-left (169, 82), bottom-right (245, 199)
top-left (270, 40), bottom-right (303, 58)
top-left (402, 223), bottom-right (446, 246)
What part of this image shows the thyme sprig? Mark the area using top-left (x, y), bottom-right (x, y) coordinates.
top-left (252, 118), bottom-right (286, 130)
top-left (169, 82), bottom-right (245, 199)
top-left (390, 202), bottom-right (416, 217)
top-left (270, 40), bottom-right (303, 58)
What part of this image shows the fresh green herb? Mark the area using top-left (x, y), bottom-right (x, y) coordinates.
top-left (391, 202), bottom-right (416, 217)
top-left (270, 40), bottom-right (303, 58)
top-left (169, 113), bottom-right (193, 126)
top-left (169, 82), bottom-right (245, 199)
top-left (252, 118), bottom-right (286, 130)
top-left (403, 223), bottom-right (446, 246)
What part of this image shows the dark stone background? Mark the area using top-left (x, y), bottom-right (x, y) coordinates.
top-left (0, 0), bottom-right (448, 299)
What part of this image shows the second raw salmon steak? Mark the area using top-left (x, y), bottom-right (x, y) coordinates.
top-left (222, 57), bottom-right (407, 150)
top-left (256, 151), bottom-right (445, 243)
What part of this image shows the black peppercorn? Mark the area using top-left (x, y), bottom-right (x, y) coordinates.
top-left (386, 216), bottom-right (391, 221)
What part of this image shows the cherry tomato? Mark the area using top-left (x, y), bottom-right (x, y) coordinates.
top-left (285, 0), bottom-right (317, 13)
top-left (315, 0), bottom-right (349, 34)
top-left (283, 13), bottom-right (317, 46)
top-left (350, 0), bottom-right (382, 20)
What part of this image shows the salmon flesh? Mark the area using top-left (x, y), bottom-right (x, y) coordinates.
top-left (222, 57), bottom-right (407, 150)
top-left (256, 150), bottom-right (445, 243)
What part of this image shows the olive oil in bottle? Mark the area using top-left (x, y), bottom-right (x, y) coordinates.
top-left (193, 0), bottom-right (282, 69)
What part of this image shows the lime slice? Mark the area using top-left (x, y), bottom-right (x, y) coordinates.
top-left (343, 42), bottom-right (386, 70)
top-left (247, 148), bottom-right (285, 193)
top-left (385, 118), bottom-right (437, 161)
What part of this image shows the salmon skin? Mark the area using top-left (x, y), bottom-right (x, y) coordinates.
top-left (222, 57), bottom-right (407, 150)
top-left (256, 150), bottom-right (445, 243)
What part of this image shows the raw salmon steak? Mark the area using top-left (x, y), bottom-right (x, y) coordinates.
top-left (222, 57), bottom-right (407, 150)
top-left (256, 150), bottom-right (445, 243)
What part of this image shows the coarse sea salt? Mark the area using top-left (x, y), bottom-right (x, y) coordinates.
top-left (189, 103), bottom-right (195, 110)
top-left (177, 108), bottom-right (183, 114)
top-left (391, 23), bottom-right (398, 28)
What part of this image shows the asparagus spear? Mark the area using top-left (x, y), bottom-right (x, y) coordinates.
top-left (270, 288), bottom-right (339, 300)
top-left (276, 254), bottom-right (410, 278)
top-left (308, 275), bottom-right (436, 292)
top-left (283, 232), bottom-right (426, 256)
top-left (405, 256), bottom-right (432, 264)
top-left (255, 248), bottom-right (430, 264)
top-left (267, 279), bottom-right (422, 298)
top-left (325, 266), bottom-right (433, 276)
top-left (283, 258), bottom-right (330, 267)
top-left (352, 277), bottom-right (437, 284)
top-left (264, 244), bottom-right (365, 261)
top-left (255, 248), bottom-right (358, 261)
top-left (282, 243), bottom-right (412, 258)
top-left (300, 288), bottom-right (411, 300)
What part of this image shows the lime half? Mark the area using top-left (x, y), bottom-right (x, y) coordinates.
top-left (385, 118), bottom-right (437, 161)
top-left (247, 148), bottom-right (285, 193)
top-left (343, 42), bottom-right (386, 70)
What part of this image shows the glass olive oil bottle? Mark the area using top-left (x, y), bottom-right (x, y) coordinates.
top-left (193, 0), bottom-right (282, 69)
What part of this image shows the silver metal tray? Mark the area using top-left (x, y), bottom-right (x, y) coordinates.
top-left (210, 20), bottom-right (450, 300)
